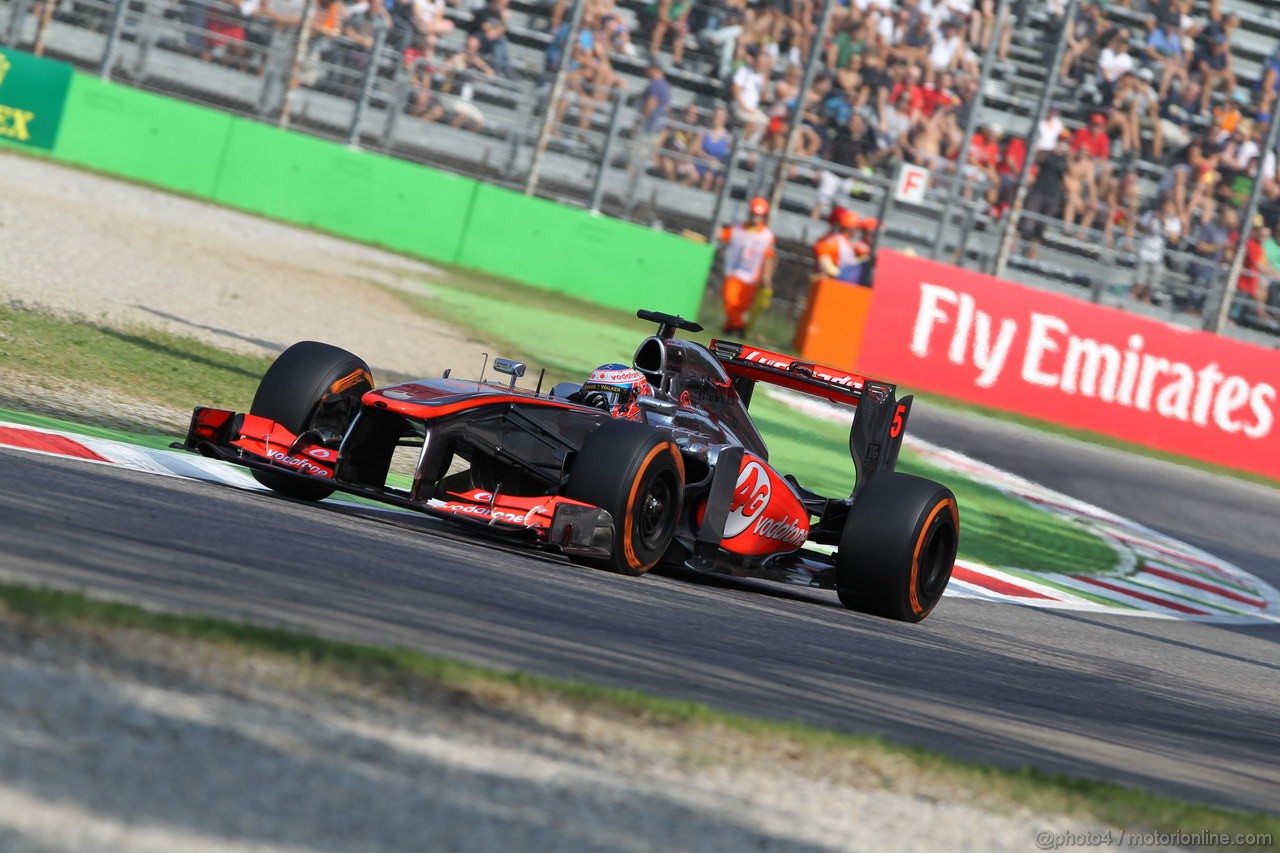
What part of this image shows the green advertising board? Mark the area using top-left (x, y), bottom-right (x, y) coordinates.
top-left (0, 48), bottom-right (72, 150)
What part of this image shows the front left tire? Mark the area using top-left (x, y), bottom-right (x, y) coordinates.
top-left (249, 340), bottom-right (373, 501)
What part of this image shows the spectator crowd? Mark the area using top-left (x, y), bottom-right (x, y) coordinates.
top-left (160, 0), bottom-right (1280, 329)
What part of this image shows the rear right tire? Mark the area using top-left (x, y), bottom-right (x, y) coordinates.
top-left (835, 473), bottom-right (959, 622)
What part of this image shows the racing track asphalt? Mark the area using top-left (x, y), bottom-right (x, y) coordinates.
top-left (0, 406), bottom-right (1278, 815)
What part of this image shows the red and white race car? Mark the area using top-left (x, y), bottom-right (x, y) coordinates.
top-left (181, 310), bottom-right (959, 622)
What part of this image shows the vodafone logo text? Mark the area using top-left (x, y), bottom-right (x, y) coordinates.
top-left (857, 251), bottom-right (1280, 479)
top-left (911, 283), bottom-right (1276, 439)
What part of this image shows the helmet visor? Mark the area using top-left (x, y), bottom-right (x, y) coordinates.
top-left (579, 382), bottom-right (631, 408)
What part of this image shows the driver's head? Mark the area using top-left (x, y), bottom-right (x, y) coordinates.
top-left (575, 363), bottom-right (653, 421)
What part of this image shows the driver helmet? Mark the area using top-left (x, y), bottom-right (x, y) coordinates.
top-left (574, 363), bottom-right (653, 421)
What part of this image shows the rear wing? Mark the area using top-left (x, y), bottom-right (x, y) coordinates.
top-left (710, 341), bottom-right (868, 407)
top-left (709, 340), bottom-right (912, 495)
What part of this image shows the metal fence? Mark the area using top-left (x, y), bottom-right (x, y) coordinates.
top-left (3, 0), bottom-right (1278, 349)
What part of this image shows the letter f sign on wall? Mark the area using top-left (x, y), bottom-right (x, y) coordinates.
top-left (895, 164), bottom-right (929, 204)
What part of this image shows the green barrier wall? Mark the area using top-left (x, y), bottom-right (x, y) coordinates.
top-left (53, 75), bottom-right (233, 197)
top-left (21, 61), bottom-right (713, 314)
top-left (212, 119), bottom-right (476, 263)
top-left (456, 184), bottom-right (713, 317)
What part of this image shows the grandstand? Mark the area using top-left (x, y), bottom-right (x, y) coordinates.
top-left (3, 0), bottom-right (1277, 343)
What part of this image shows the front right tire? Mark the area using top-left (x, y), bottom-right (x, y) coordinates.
top-left (563, 420), bottom-right (685, 575)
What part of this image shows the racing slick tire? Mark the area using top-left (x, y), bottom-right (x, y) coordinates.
top-left (834, 473), bottom-right (958, 623)
top-left (249, 341), bottom-right (373, 501)
top-left (564, 421), bottom-right (685, 576)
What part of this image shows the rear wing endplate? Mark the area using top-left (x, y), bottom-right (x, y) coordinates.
top-left (849, 383), bottom-right (912, 497)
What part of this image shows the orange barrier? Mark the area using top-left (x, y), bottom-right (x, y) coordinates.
top-left (794, 277), bottom-right (875, 370)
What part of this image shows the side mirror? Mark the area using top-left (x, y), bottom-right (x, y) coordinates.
top-left (493, 358), bottom-right (526, 389)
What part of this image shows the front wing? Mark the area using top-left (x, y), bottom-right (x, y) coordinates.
top-left (181, 407), bottom-right (614, 559)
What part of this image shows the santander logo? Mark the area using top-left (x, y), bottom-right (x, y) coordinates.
top-left (909, 282), bottom-right (1277, 439)
top-left (725, 460), bottom-right (771, 538)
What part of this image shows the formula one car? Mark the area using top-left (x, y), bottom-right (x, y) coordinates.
top-left (180, 310), bottom-right (959, 622)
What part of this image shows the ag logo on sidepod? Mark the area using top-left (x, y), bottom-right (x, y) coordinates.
top-left (725, 460), bottom-right (771, 537)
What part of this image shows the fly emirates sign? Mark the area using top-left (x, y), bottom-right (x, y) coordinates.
top-left (858, 252), bottom-right (1280, 478)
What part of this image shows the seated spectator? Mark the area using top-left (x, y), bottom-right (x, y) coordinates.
top-left (597, 11), bottom-right (637, 58)
top-left (403, 37), bottom-right (444, 121)
top-left (1060, 0), bottom-right (1104, 85)
top-left (1236, 220), bottom-right (1280, 326)
top-left (992, 130), bottom-right (1027, 218)
top-left (412, 0), bottom-right (455, 44)
top-left (1181, 203), bottom-right (1233, 315)
top-left (928, 18), bottom-right (978, 81)
top-left (731, 51), bottom-right (773, 146)
top-left (1073, 112), bottom-right (1113, 184)
top-left (962, 123), bottom-right (1002, 200)
top-left (644, 0), bottom-right (693, 67)
top-left (1144, 18), bottom-right (1187, 100)
top-left (1264, 223), bottom-right (1280, 313)
top-left (440, 40), bottom-right (490, 131)
top-left (693, 105), bottom-right (733, 191)
top-left (1095, 29), bottom-right (1135, 105)
top-left (1158, 161), bottom-right (1192, 231)
top-left (902, 105), bottom-right (951, 172)
top-left (1101, 169), bottom-right (1141, 249)
top-left (764, 65), bottom-right (805, 153)
top-left (1131, 197), bottom-right (1183, 303)
top-left (203, 0), bottom-right (255, 70)
top-left (342, 0), bottom-right (395, 55)
top-left (658, 103), bottom-right (702, 185)
top-left (781, 0), bottom-right (816, 68)
top-left (629, 63), bottom-right (671, 178)
top-left (468, 0), bottom-right (512, 77)
top-left (1211, 92), bottom-right (1247, 144)
top-left (1219, 120), bottom-right (1261, 206)
top-left (795, 74), bottom-right (836, 159)
top-left (1195, 33), bottom-right (1235, 114)
top-left (1110, 68), bottom-right (1161, 159)
top-left (697, 0), bottom-right (749, 78)
top-left (1159, 80), bottom-right (1200, 161)
top-left (811, 112), bottom-right (881, 219)
top-left (879, 90), bottom-right (916, 155)
top-left (260, 0), bottom-right (304, 31)
top-left (1035, 102), bottom-right (1065, 153)
top-left (1258, 43), bottom-right (1280, 121)
top-left (890, 13), bottom-right (931, 66)
top-left (1062, 145), bottom-right (1100, 238)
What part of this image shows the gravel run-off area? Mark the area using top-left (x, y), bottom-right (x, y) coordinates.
top-left (0, 150), bottom-right (1143, 851)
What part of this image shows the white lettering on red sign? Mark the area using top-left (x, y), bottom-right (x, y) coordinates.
top-left (909, 282), bottom-right (1277, 438)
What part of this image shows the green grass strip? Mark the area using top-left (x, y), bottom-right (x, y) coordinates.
top-left (0, 580), bottom-right (1276, 840)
